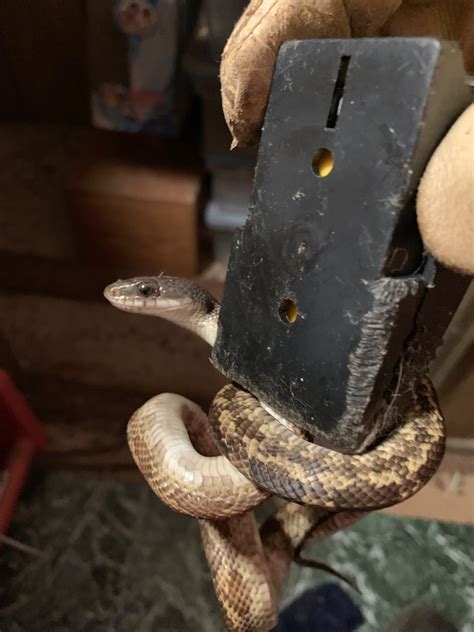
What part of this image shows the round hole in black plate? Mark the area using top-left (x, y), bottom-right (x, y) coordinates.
top-left (279, 298), bottom-right (298, 324)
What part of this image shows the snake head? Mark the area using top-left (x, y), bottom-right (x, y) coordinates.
top-left (104, 276), bottom-right (194, 315)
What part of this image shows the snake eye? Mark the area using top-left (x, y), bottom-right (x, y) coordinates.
top-left (137, 282), bottom-right (154, 298)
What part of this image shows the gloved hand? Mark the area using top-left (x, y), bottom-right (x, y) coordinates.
top-left (221, 0), bottom-right (474, 275)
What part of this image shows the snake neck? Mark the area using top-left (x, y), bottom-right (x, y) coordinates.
top-left (189, 300), bottom-right (220, 347)
top-left (160, 291), bottom-right (220, 347)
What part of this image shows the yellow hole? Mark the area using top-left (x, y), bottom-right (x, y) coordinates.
top-left (279, 299), bottom-right (298, 324)
top-left (312, 148), bottom-right (334, 177)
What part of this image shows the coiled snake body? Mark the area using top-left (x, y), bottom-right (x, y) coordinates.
top-left (104, 275), bottom-right (445, 632)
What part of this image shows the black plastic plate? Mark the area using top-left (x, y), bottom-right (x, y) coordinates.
top-left (212, 38), bottom-right (471, 452)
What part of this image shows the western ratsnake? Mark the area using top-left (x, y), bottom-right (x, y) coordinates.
top-left (104, 275), bottom-right (445, 632)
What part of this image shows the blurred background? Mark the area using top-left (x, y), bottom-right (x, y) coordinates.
top-left (0, 1), bottom-right (472, 630)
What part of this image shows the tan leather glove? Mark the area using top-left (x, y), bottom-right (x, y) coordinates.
top-left (221, 0), bottom-right (474, 274)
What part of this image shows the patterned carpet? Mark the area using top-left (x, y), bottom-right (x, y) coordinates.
top-left (1, 473), bottom-right (472, 632)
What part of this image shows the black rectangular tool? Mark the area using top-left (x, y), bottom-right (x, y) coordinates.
top-left (212, 38), bottom-right (471, 453)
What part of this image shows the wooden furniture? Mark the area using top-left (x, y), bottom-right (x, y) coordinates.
top-left (67, 133), bottom-right (205, 276)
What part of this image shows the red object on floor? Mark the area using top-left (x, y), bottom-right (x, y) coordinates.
top-left (0, 370), bottom-right (46, 536)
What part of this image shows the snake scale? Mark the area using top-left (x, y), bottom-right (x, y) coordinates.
top-left (104, 275), bottom-right (445, 632)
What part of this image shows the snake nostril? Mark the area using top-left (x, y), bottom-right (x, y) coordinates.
top-left (106, 285), bottom-right (125, 300)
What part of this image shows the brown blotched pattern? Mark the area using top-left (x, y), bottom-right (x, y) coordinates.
top-left (209, 377), bottom-right (445, 510)
top-left (200, 514), bottom-right (277, 632)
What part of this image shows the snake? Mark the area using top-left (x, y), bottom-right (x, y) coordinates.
top-left (104, 275), bottom-right (445, 632)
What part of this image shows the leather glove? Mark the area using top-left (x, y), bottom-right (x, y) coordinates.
top-left (221, 0), bottom-right (474, 274)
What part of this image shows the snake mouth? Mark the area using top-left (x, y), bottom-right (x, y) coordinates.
top-left (104, 288), bottom-right (193, 314)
